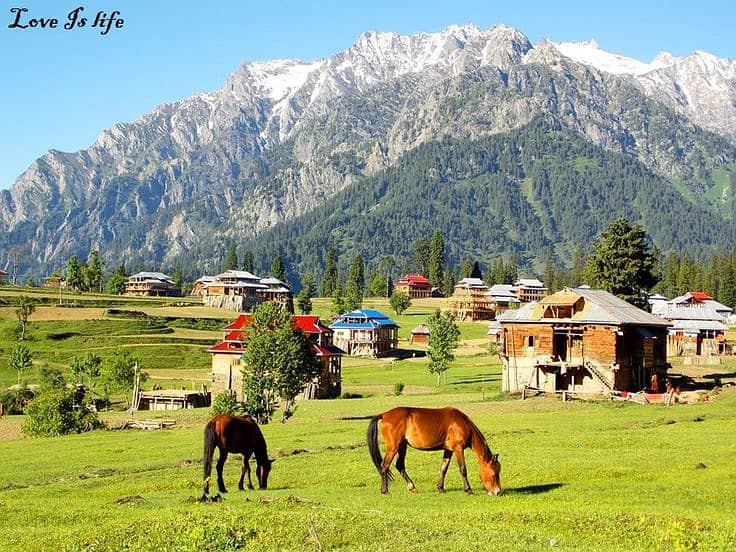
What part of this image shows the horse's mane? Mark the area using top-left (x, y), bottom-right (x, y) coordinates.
top-left (463, 413), bottom-right (493, 462)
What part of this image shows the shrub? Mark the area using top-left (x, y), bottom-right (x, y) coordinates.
top-left (393, 382), bottom-right (405, 396)
top-left (22, 388), bottom-right (103, 437)
top-left (0, 387), bottom-right (35, 415)
top-left (210, 391), bottom-right (241, 416)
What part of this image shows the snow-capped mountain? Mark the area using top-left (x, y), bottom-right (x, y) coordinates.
top-left (1, 24), bottom-right (735, 278)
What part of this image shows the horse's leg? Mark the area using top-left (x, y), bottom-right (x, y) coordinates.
top-left (395, 440), bottom-right (417, 492)
top-left (380, 445), bottom-right (398, 494)
top-left (454, 448), bottom-right (472, 494)
top-left (239, 452), bottom-right (253, 490)
top-left (436, 449), bottom-right (453, 492)
top-left (216, 450), bottom-right (229, 493)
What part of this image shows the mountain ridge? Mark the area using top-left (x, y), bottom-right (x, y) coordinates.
top-left (1, 23), bottom-right (735, 279)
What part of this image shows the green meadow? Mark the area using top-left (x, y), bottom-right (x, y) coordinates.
top-left (0, 289), bottom-right (735, 550)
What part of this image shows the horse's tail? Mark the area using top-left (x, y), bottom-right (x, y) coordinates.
top-left (202, 421), bottom-right (217, 490)
top-left (367, 414), bottom-right (392, 481)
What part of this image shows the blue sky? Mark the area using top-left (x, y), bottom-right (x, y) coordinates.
top-left (1, 0), bottom-right (734, 189)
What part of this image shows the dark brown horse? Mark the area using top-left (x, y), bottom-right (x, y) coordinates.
top-left (367, 406), bottom-right (501, 495)
top-left (202, 414), bottom-right (273, 497)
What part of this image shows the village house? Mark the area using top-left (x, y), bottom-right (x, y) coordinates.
top-left (394, 274), bottom-right (433, 298)
top-left (449, 277), bottom-right (495, 321)
top-left (487, 284), bottom-right (521, 315)
top-left (498, 288), bottom-right (670, 395)
top-left (650, 292), bottom-right (730, 357)
top-left (200, 270), bottom-right (294, 312)
top-left (41, 276), bottom-right (66, 289)
top-left (257, 277), bottom-right (294, 313)
top-left (191, 275), bottom-right (215, 296)
top-left (330, 309), bottom-right (399, 357)
top-left (208, 314), bottom-right (343, 400)
top-left (514, 278), bottom-right (549, 302)
top-left (123, 272), bottom-right (178, 297)
top-left (410, 323), bottom-right (431, 345)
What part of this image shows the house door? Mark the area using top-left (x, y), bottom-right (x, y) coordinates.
top-left (553, 332), bottom-right (568, 361)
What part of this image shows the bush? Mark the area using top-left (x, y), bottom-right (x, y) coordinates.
top-left (393, 382), bottom-right (405, 396)
top-left (21, 388), bottom-right (103, 437)
top-left (0, 387), bottom-right (35, 415)
top-left (210, 391), bottom-right (241, 416)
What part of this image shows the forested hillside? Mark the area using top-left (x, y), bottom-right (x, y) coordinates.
top-left (245, 117), bottom-right (734, 282)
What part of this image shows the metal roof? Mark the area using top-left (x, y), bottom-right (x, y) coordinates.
top-left (330, 309), bottom-right (399, 329)
top-left (498, 288), bottom-right (670, 326)
top-left (670, 319), bottom-right (727, 332)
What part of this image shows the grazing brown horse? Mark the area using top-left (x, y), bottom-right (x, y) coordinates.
top-left (367, 406), bottom-right (501, 495)
top-left (202, 414), bottom-right (273, 498)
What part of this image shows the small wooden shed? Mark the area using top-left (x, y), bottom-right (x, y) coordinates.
top-left (410, 324), bottom-right (431, 345)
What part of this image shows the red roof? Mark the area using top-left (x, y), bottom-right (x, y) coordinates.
top-left (207, 342), bottom-right (246, 353)
top-left (292, 315), bottom-right (331, 335)
top-left (396, 274), bottom-right (431, 288)
top-left (688, 291), bottom-right (713, 301)
top-left (223, 314), bottom-right (254, 331)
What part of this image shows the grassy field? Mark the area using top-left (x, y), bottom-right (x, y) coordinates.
top-left (1, 289), bottom-right (735, 550)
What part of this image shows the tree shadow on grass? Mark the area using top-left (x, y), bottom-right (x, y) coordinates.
top-left (503, 483), bottom-right (564, 495)
top-left (450, 373), bottom-right (500, 385)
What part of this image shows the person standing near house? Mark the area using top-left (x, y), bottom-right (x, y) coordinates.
top-left (650, 372), bottom-right (659, 393)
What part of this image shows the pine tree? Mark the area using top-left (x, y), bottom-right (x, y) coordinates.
top-left (66, 256), bottom-right (82, 291)
top-left (570, 245), bottom-right (587, 288)
top-left (242, 250), bottom-right (254, 272)
top-left (331, 278), bottom-right (345, 315)
top-left (412, 238), bottom-right (430, 276)
top-left (460, 258), bottom-right (473, 279)
top-left (224, 243), bottom-right (239, 272)
top-left (441, 266), bottom-right (455, 297)
top-left (586, 218), bottom-right (658, 306)
top-left (470, 261), bottom-right (483, 280)
top-left (428, 230), bottom-right (445, 287)
top-left (296, 271), bottom-right (315, 314)
top-left (321, 245), bottom-right (339, 297)
top-left (344, 254), bottom-right (365, 311)
top-left (106, 263), bottom-right (127, 295)
top-left (270, 255), bottom-right (286, 281)
top-left (87, 250), bottom-right (103, 293)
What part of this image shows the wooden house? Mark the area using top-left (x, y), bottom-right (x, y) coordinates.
top-left (292, 316), bottom-right (344, 399)
top-left (124, 272), bottom-right (178, 297)
top-left (208, 314), bottom-right (343, 400)
top-left (449, 278), bottom-right (495, 321)
top-left (487, 284), bottom-right (521, 314)
top-left (394, 274), bottom-right (433, 298)
top-left (42, 276), bottom-right (66, 289)
top-left (257, 277), bottom-right (294, 313)
top-left (207, 315), bottom-right (252, 400)
top-left (203, 270), bottom-right (267, 311)
top-left (514, 278), bottom-right (549, 302)
top-left (136, 389), bottom-right (211, 410)
top-left (330, 309), bottom-right (399, 357)
top-left (410, 324), bottom-right (431, 345)
top-left (498, 288), bottom-right (670, 395)
top-left (191, 275), bottom-right (215, 296)
top-left (202, 270), bottom-right (294, 312)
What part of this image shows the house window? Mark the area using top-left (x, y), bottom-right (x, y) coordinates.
top-left (526, 336), bottom-right (535, 348)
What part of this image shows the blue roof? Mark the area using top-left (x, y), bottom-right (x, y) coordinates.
top-left (329, 309), bottom-right (399, 329)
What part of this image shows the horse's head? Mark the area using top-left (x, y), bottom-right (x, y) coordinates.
top-left (480, 453), bottom-right (502, 496)
top-left (257, 458), bottom-right (274, 489)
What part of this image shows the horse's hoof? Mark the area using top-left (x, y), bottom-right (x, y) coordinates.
top-left (409, 487), bottom-right (418, 493)
top-left (436, 487), bottom-right (445, 493)
top-left (465, 489), bottom-right (474, 495)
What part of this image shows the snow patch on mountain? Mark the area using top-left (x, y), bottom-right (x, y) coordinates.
top-left (552, 39), bottom-right (675, 75)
